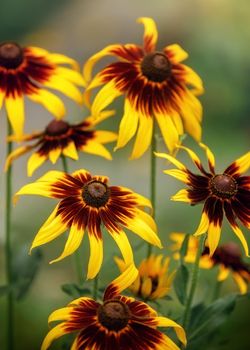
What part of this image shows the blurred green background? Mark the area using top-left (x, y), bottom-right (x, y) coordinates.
top-left (0, 0), bottom-right (249, 349)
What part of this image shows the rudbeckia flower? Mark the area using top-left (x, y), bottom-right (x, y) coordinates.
top-left (0, 42), bottom-right (85, 136)
top-left (156, 143), bottom-right (250, 256)
top-left (171, 233), bottom-right (250, 294)
top-left (115, 254), bottom-right (176, 300)
top-left (83, 17), bottom-right (203, 159)
top-left (15, 169), bottom-right (162, 279)
top-left (5, 111), bottom-right (117, 176)
top-left (41, 264), bottom-right (186, 350)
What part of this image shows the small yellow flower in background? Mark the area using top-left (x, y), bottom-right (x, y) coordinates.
top-left (41, 264), bottom-right (186, 350)
top-left (0, 42), bottom-right (85, 137)
top-left (5, 110), bottom-right (117, 176)
top-left (83, 17), bottom-right (203, 159)
top-left (170, 233), bottom-right (250, 294)
top-left (115, 254), bottom-right (176, 300)
top-left (15, 169), bottom-right (162, 279)
top-left (156, 143), bottom-right (250, 257)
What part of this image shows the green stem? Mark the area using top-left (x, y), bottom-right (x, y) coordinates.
top-left (6, 121), bottom-right (14, 350)
top-left (61, 156), bottom-right (82, 284)
top-left (182, 235), bottom-right (206, 335)
top-left (92, 274), bottom-right (99, 300)
top-left (147, 121), bottom-right (157, 258)
top-left (212, 279), bottom-right (222, 301)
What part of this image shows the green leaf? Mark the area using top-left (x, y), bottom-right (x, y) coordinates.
top-left (173, 264), bottom-right (189, 305)
top-left (187, 294), bottom-right (238, 349)
top-left (179, 234), bottom-right (190, 264)
top-left (61, 283), bottom-right (91, 298)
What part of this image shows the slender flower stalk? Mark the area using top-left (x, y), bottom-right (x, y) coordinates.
top-left (5, 121), bottom-right (14, 350)
top-left (182, 235), bottom-right (206, 334)
top-left (61, 155), bottom-right (82, 284)
top-left (212, 279), bottom-right (222, 301)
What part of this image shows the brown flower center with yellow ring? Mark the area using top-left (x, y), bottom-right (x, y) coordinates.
top-left (0, 42), bottom-right (24, 69)
top-left (210, 174), bottom-right (237, 199)
top-left (83, 180), bottom-right (110, 208)
top-left (141, 52), bottom-right (172, 82)
top-left (98, 300), bottom-right (131, 331)
top-left (45, 120), bottom-right (70, 137)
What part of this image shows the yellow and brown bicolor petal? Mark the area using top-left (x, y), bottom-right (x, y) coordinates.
top-left (83, 17), bottom-right (204, 159)
top-left (157, 144), bottom-right (250, 257)
top-left (0, 42), bottom-right (85, 137)
top-left (115, 254), bottom-right (176, 300)
top-left (5, 111), bottom-right (117, 176)
top-left (41, 264), bottom-right (186, 350)
top-left (171, 233), bottom-right (250, 294)
top-left (15, 169), bottom-right (162, 279)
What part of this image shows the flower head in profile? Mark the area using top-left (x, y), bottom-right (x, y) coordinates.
top-left (5, 111), bottom-right (117, 176)
top-left (0, 42), bottom-right (85, 136)
top-left (15, 169), bottom-right (162, 279)
top-left (41, 265), bottom-right (186, 350)
top-left (171, 233), bottom-right (250, 294)
top-left (115, 254), bottom-right (175, 300)
top-left (157, 143), bottom-right (250, 256)
top-left (83, 17), bottom-right (203, 159)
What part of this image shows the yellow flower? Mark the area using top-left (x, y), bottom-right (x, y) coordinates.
top-left (5, 111), bottom-right (117, 176)
top-left (156, 143), bottom-right (250, 256)
top-left (15, 170), bottom-right (162, 279)
top-left (170, 233), bottom-right (250, 294)
top-left (115, 254), bottom-right (176, 300)
top-left (41, 264), bottom-right (186, 350)
top-left (83, 17), bottom-right (203, 159)
top-left (0, 42), bottom-right (85, 136)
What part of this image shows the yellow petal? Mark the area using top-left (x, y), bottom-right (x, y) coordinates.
top-left (232, 272), bottom-right (248, 294)
top-left (208, 222), bottom-right (222, 256)
top-left (5, 95), bottom-right (25, 137)
top-left (87, 235), bottom-right (103, 279)
top-left (48, 307), bottom-right (71, 323)
top-left (85, 110), bottom-right (115, 126)
top-left (125, 216), bottom-right (162, 248)
top-left (114, 256), bottom-right (127, 273)
top-left (171, 189), bottom-right (191, 202)
top-left (50, 223), bottom-right (84, 264)
top-left (137, 209), bottom-right (158, 233)
top-left (28, 46), bottom-right (49, 57)
top-left (48, 53), bottom-right (79, 70)
top-left (94, 130), bottom-right (117, 144)
top-left (164, 169), bottom-right (189, 183)
top-left (5, 145), bottom-right (33, 171)
top-left (155, 152), bottom-right (186, 170)
top-left (130, 114), bottom-right (153, 159)
top-left (62, 141), bottom-right (79, 160)
top-left (230, 224), bottom-right (249, 257)
top-left (115, 98), bottom-right (139, 150)
top-left (199, 142), bottom-right (215, 171)
top-left (0, 90), bottom-right (5, 108)
top-left (234, 151), bottom-right (250, 175)
top-left (141, 278), bottom-right (152, 298)
top-left (180, 99), bottom-right (202, 141)
top-left (28, 90), bottom-right (65, 119)
top-left (91, 80), bottom-right (121, 116)
top-left (170, 111), bottom-right (184, 135)
top-left (44, 75), bottom-right (83, 104)
top-left (165, 44), bottom-right (188, 63)
top-left (56, 66), bottom-right (86, 86)
top-left (137, 17), bottom-right (158, 52)
top-left (155, 112), bottom-right (179, 153)
top-left (83, 44), bottom-right (123, 83)
top-left (155, 316), bottom-right (187, 346)
top-left (217, 265), bottom-right (230, 281)
top-left (109, 229), bottom-right (134, 265)
top-left (27, 153), bottom-right (47, 177)
top-left (41, 323), bottom-right (67, 350)
top-left (48, 148), bottom-right (62, 164)
top-left (194, 212), bottom-right (210, 236)
top-left (81, 140), bottom-right (112, 160)
top-left (183, 65), bottom-right (204, 95)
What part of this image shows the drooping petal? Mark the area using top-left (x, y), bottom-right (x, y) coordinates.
top-left (5, 145), bottom-right (34, 171)
top-left (81, 140), bottom-right (112, 160)
top-left (91, 80), bottom-right (122, 116)
top-left (87, 232), bottom-right (103, 279)
top-left (164, 44), bottom-right (189, 63)
top-left (130, 114), bottom-right (153, 159)
top-left (217, 265), bottom-right (230, 281)
top-left (155, 152), bottom-right (186, 170)
top-left (155, 112), bottom-right (179, 153)
top-left (194, 211), bottom-right (210, 236)
top-left (28, 89), bottom-right (65, 119)
top-left (137, 17), bottom-right (158, 52)
top-left (224, 151), bottom-right (250, 177)
top-left (199, 142), bottom-right (215, 173)
top-left (47, 53), bottom-right (80, 70)
top-left (207, 222), bottom-right (222, 257)
top-left (48, 307), bottom-right (72, 323)
top-left (141, 278), bottom-right (152, 298)
top-left (5, 95), bottom-right (25, 137)
top-left (182, 65), bottom-right (204, 95)
top-left (62, 141), bottom-right (79, 160)
top-left (41, 323), bottom-right (68, 350)
top-left (48, 148), bottom-right (62, 164)
top-left (232, 272), bottom-right (248, 294)
top-left (108, 228), bottom-right (134, 265)
top-left (165, 169), bottom-right (189, 183)
top-left (153, 316), bottom-right (187, 346)
top-left (180, 98), bottom-right (202, 142)
top-left (115, 98), bottom-right (139, 151)
top-left (27, 152), bottom-right (47, 176)
top-left (171, 189), bottom-right (191, 202)
top-left (55, 66), bottom-right (86, 86)
top-left (104, 263), bottom-right (138, 300)
top-left (93, 130), bottom-right (117, 144)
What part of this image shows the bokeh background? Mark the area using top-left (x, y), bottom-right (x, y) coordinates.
top-left (0, 0), bottom-right (250, 349)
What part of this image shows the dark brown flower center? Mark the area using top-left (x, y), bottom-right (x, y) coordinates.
top-left (98, 300), bottom-right (131, 331)
top-left (82, 180), bottom-right (110, 208)
top-left (0, 42), bottom-right (24, 69)
top-left (45, 120), bottom-right (70, 136)
top-left (220, 242), bottom-right (242, 259)
top-left (141, 52), bottom-right (172, 82)
top-left (210, 174), bottom-right (237, 199)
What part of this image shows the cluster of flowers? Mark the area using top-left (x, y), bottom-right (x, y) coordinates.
top-left (2, 17), bottom-right (249, 349)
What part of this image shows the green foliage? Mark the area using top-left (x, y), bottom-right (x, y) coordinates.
top-left (174, 264), bottom-right (189, 305)
top-left (61, 283), bottom-right (92, 299)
